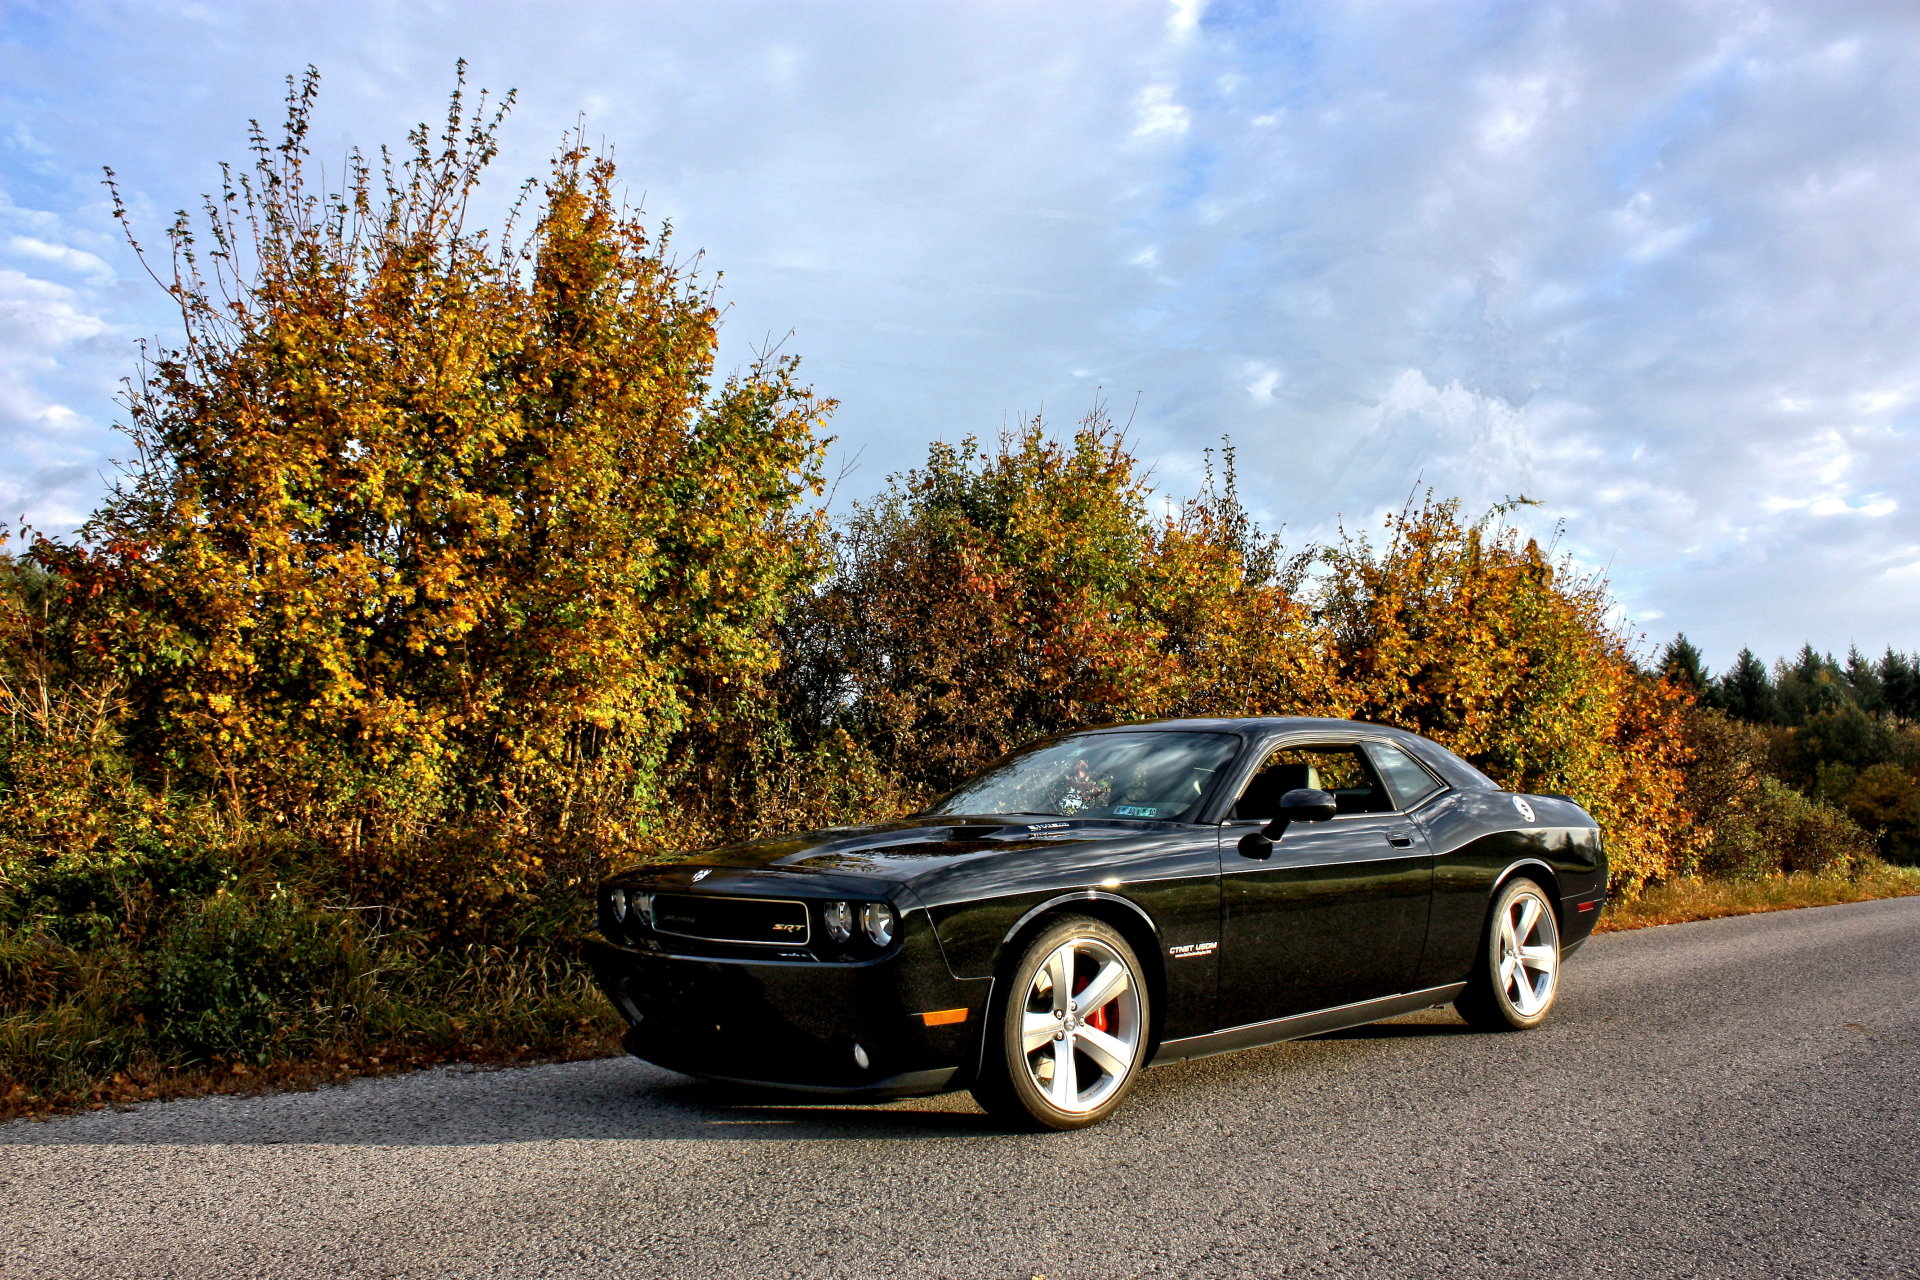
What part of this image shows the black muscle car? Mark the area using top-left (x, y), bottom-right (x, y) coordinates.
top-left (586, 717), bottom-right (1607, 1129)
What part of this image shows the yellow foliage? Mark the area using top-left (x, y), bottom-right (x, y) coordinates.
top-left (75, 70), bottom-right (828, 856)
top-left (1317, 495), bottom-right (1695, 891)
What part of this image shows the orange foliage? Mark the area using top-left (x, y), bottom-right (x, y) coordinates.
top-left (788, 430), bottom-right (1694, 889)
top-left (1317, 496), bottom-right (1695, 890)
top-left (787, 411), bottom-right (1178, 792)
top-left (74, 71), bottom-right (828, 854)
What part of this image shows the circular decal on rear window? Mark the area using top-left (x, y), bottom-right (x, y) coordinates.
top-left (1512, 796), bottom-right (1536, 823)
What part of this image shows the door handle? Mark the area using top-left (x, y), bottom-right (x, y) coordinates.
top-left (1386, 831), bottom-right (1414, 848)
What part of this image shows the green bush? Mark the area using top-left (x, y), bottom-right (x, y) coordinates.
top-left (136, 884), bottom-right (374, 1064)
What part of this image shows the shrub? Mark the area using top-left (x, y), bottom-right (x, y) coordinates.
top-left (77, 68), bottom-right (828, 853)
top-left (137, 884), bottom-right (374, 1064)
top-left (1315, 496), bottom-right (1695, 891)
top-left (1683, 708), bottom-right (1874, 878)
top-left (790, 412), bottom-right (1181, 794)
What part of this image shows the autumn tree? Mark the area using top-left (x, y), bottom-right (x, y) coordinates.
top-left (79, 68), bottom-right (830, 849)
top-left (1142, 444), bottom-right (1337, 721)
top-left (788, 411), bottom-right (1176, 793)
top-left (1314, 496), bottom-right (1695, 890)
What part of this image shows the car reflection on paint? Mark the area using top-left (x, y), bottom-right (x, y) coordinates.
top-left (586, 717), bottom-right (1606, 1129)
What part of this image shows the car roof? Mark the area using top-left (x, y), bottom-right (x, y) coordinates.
top-left (1085, 715), bottom-right (1417, 737)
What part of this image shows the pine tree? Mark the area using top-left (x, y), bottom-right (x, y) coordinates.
top-left (1882, 649), bottom-right (1920, 720)
top-left (1776, 643), bottom-right (1846, 724)
top-left (1718, 648), bottom-right (1776, 723)
top-left (1658, 633), bottom-right (1710, 695)
top-left (1844, 646), bottom-right (1885, 713)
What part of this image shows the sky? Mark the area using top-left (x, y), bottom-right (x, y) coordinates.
top-left (3, 0), bottom-right (1919, 670)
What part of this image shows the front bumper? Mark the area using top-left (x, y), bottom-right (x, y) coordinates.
top-left (584, 936), bottom-right (991, 1097)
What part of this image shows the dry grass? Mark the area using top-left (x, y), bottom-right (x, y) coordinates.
top-left (0, 1024), bottom-right (622, 1124)
top-left (1598, 862), bottom-right (1920, 933)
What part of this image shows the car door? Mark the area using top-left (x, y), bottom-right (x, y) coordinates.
top-left (1216, 738), bottom-right (1435, 1027)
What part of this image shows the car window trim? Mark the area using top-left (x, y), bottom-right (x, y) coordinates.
top-left (1207, 730), bottom-right (1453, 823)
top-left (1362, 739), bottom-right (1450, 813)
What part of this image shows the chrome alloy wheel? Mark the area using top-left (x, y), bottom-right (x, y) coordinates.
top-left (1020, 936), bottom-right (1144, 1115)
top-left (1497, 886), bottom-right (1561, 1017)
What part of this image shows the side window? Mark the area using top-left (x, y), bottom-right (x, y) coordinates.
top-left (1365, 741), bottom-right (1445, 810)
top-left (1230, 743), bottom-right (1393, 819)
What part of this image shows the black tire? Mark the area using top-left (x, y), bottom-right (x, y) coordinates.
top-left (1456, 876), bottom-right (1563, 1031)
top-left (971, 916), bottom-right (1150, 1131)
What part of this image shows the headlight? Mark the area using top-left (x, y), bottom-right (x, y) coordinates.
top-left (824, 900), bottom-right (854, 943)
top-left (608, 888), bottom-right (628, 921)
top-left (631, 892), bottom-right (654, 927)
top-left (860, 902), bottom-right (897, 947)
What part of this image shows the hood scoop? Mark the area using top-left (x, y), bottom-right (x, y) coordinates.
top-left (943, 824), bottom-right (1011, 840)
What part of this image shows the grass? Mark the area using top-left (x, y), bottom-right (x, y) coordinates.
top-left (0, 946), bottom-right (624, 1123)
top-left (0, 1022), bottom-right (621, 1122)
top-left (1598, 861), bottom-right (1920, 933)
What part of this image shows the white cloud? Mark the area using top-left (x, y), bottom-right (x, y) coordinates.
top-left (1477, 74), bottom-right (1563, 153)
top-left (6, 236), bottom-right (113, 279)
top-left (1132, 82), bottom-right (1191, 141)
top-left (1167, 0), bottom-right (1205, 39)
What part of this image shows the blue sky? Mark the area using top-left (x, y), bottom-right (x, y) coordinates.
top-left (4, 0), bottom-right (1919, 669)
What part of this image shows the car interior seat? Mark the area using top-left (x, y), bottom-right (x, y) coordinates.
top-left (1232, 762), bottom-right (1321, 820)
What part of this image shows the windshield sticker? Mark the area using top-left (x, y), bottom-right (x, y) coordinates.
top-left (1112, 805), bottom-right (1159, 818)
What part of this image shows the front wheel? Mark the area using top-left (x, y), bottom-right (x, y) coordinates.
top-left (1456, 877), bottom-right (1562, 1031)
top-left (972, 917), bottom-right (1150, 1130)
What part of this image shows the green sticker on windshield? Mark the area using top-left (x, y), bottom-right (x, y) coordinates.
top-left (1112, 805), bottom-right (1158, 818)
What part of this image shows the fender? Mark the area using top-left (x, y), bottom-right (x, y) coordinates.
top-left (1492, 857), bottom-right (1561, 899)
top-left (1000, 889), bottom-right (1162, 951)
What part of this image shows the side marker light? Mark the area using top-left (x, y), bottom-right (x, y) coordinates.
top-left (919, 1008), bottom-right (970, 1026)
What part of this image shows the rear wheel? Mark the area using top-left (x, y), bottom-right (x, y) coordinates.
top-left (1456, 876), bottom-right (1562, 1031)
top-left (972, 917), bottom-right (1149, 1130)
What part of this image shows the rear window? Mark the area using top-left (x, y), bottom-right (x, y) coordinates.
top-left (1366, 741), bottom-right (1445, 809)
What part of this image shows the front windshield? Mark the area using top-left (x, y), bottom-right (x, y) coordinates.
top-left (927, 731), bottom-right (1241, 823)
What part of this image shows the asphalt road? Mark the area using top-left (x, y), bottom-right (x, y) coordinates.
top-left (4, 897), bottom-right (1918, 1280)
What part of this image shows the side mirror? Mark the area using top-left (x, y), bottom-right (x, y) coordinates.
top-left (1237, 788), bottom-right (1338, 859)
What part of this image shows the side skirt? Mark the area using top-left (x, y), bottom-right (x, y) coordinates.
top-left (1149, 983), bottom-right (1468, 1066)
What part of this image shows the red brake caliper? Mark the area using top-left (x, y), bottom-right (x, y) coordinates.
top-left (1073, 971), bottom-right (1111, 1032)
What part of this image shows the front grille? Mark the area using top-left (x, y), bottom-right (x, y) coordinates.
top-left (651, 893), bottom-right (811, 946)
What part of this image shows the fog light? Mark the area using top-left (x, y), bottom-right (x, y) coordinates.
top-left (860, 902), bottom-right (897, 947)
top-left (824, 900), bottom-right (854, 943)
top-left (608, 888), bottom-right (628, 921)
top-left (852, 1043), bottom-right (870, 1070)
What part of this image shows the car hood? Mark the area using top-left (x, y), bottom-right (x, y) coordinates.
top-left (608, 814), bottom-right (1169, 891)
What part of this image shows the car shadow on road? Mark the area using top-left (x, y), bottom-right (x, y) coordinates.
top-left (0, 1009), bottom-right (1484, 1149)
top-left (0, 1058), bottom-right (1013, 1148)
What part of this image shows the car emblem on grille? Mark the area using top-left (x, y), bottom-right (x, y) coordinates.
top-left (692, 869), bottom-right (711, 882)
